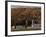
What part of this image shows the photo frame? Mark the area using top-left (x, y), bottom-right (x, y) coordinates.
top-left (5, 1), bottom-right (45, 36)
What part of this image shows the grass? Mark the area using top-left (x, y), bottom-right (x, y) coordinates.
top-left (11, 27), bottom-right (41, 32)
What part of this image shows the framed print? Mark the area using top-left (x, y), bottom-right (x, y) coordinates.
top-left (5, 1), bottom-right (45, 36)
